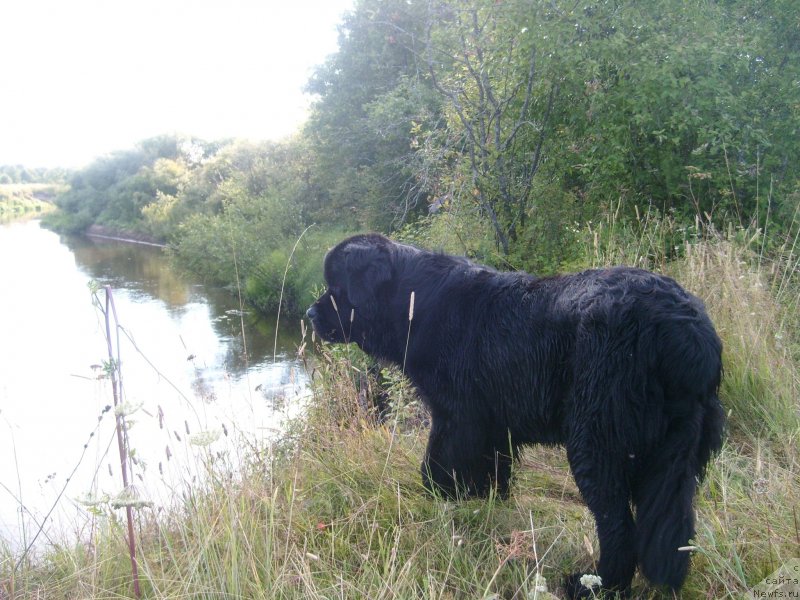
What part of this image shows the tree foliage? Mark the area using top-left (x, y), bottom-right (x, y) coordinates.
top-left (45, 0), bottom-right (799, 312)
top-left (422, 1), bottom-right (559, 254)
top-left (0, 164), bottom-right (70, 184)
top-left (305, 0), bottom-right (441, 229)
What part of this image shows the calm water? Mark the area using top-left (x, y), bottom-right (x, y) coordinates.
top-left (0, 219), bottom-right (308, 549)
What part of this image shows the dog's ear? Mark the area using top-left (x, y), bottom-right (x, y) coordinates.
top-left (343, 241), bottom-right (392, 319)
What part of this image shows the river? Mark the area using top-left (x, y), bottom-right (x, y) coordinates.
top-left (0, 219), bottom-right (308, 550)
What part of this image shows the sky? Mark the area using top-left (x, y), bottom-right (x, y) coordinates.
top-left (0, 0), bottom-right (353, 169)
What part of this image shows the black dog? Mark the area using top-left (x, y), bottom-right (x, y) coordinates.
top-left (307, 233), bottom-right (724, 597)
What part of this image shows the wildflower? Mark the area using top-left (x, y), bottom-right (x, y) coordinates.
top-left (188, 429), bottom-right (222, 446)
top-left (533, 572), bottom-right (547, 592)
top-left (114, 400), bottom-right (143, 417)
top-left (111, 486), bottom-right (153, 509)
top-left (580, 574), bottom-right (602, 590)
top-left (75, 493), bottom-right (110, 507)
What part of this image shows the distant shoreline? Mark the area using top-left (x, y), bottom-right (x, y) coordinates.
top-left (85, 224), bottom-right (166, 248)
top-left (85, 232), bottom-right (167, 248)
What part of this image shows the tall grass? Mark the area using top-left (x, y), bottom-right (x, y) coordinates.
top-left (2, 216), bottom-right (799, 599)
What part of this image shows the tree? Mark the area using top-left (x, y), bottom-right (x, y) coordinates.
top-left (305, 0), bottom-right (440, 229)
top-left (423, 0), bottom-right (558, 254)
top-left (538, 0), bottom-right (800, 225)
top-left (415, 0), bottom-right (800, 262)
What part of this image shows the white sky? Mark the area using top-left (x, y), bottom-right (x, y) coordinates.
top-left (0, 0), bottom-right (353, 168)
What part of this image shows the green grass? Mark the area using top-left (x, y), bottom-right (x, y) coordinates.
top-left (2, 224), bottom-right (799, 599)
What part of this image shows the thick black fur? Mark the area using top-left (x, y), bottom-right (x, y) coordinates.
top-left (307, 234), bottom-right (725, 597)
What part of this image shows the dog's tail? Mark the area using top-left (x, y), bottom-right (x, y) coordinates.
top-left (634, 389), bottom-right (725, 589)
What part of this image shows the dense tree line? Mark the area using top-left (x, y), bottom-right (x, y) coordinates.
top-left (45, 0), bottom-right (800, 314)
top-left (0, 165), bottom-right (70, 185)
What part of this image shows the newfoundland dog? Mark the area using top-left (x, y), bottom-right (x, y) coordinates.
top-left (306, 233), bottom-right (724, 597)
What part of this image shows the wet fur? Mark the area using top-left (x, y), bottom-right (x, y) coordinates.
top-left (307, 233), bottom-right (724, 597)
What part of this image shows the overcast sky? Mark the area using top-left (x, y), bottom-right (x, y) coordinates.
top-left (0, 0), bottom-right (353, 168)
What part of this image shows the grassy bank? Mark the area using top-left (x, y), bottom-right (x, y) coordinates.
top-left (0, 184), bottom-right (62, 221)
top-left (2, 227), bottom-right (799, 599)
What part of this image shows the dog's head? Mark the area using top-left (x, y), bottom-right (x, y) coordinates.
top-left (306, 234), bottom-right (395, 345)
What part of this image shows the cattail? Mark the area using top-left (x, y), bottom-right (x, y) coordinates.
top-left (330, 295), bottom-right (339, 312)
top-left (350, 308), bottom-right (355, 323)
top-left (409, 291), bottom-right (415, 321)
top-left (583, 534), bottom-right (594, 556)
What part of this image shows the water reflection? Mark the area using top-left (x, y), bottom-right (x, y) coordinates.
top-left (68, 235), bottom-right (193, 306)
top-left (63, 233), bottom-right (302, 374)
top-left (0, 220), bottom-right (307, 550)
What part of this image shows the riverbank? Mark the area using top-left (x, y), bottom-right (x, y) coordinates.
top-left (0, 183), bottom-right (61, 222)
top-left (3, 232), bottom-right (798, 599)
top-left (85, 224), bottom-right (166, 247)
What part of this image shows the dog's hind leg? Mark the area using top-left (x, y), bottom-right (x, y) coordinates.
top-left (564, 426), bottom-right (637, 598)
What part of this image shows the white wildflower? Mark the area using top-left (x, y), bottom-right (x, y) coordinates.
top-left (533, 572), bottom-right (548, 592)
top-left (114, 400), bottom-right (144, 417)
top-left (111, 486), bottom-right (153, 510)
top-left (580, 574), bottom-right (602, 590)
top-left (188, 429), bottom-right (222, 446)
top-left (75, 492), bottom-right (109, 507)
